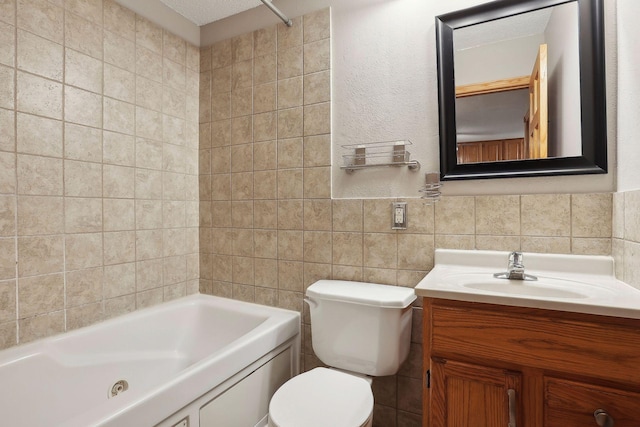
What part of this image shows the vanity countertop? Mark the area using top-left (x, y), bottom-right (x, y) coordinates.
top-left (415, 249), bottom-right (640, 319)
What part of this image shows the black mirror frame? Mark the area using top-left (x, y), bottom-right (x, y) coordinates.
top-left (436, 0), bottom-right (607, 181)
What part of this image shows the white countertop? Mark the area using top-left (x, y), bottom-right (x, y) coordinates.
top-left (415, 249), bottom-right (640, 319)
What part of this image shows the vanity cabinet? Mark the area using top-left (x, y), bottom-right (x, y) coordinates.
top-left (423, 298), bottom-right (640, 427)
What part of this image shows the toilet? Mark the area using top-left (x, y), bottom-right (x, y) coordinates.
top-left (268, 280), bottom-right (416, 427)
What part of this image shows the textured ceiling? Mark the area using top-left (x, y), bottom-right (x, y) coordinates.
top-left (158, 0), bottom-right (263, 26)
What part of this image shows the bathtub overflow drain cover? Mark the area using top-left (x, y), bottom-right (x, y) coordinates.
top-left (109, 380), bottom-right (129, 398)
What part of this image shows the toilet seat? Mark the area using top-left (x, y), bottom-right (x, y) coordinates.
top-left (268, 367), bottom-right (374, 427)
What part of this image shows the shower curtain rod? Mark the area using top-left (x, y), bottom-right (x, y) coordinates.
top-left (260, 0), bottom-right (293, 26)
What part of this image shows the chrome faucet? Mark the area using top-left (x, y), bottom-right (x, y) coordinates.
top-left (494, 251), bottom-right (537, 281)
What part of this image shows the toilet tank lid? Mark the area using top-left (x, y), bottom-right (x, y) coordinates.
top-left (306, 280), bottom-right (417, 308)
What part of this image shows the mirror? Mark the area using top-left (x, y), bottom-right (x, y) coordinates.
top-left (436, 0), bottom-right (607, 180)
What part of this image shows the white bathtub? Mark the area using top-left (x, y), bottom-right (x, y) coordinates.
top-left (0, 294), bottom-right (301, 427)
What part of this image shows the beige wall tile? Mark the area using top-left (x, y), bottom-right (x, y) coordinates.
top-left (278, 230), bottom-right (303, 261)
top-left (104, 65), bottom-right (135, 103)
top-left (66, 302), bottom-right (104, 330)
top-left (64, 197), bottom-right (102, 233)
top-left (16, 113), bottom-right (63, 157)
top-left (136, 76), bottom-right (163, 111)
top-left (164, 30), bottom-right (186, 65)
top-left (65, 232), bottom-right (102, 270)
top-left (304, 71), bottom-right (330, 105)
top-left (572, 238), bottom-right (611, 256)
top-left (17, 235), bottom-right (63, 277)
top-left (104, 31), bottom-right (136, 72)
top-left (230, 115), bottom-right (252, 145)
top-left (103, 165), bottom-right (134, 198)
top-left (17, 29), bottom-right (63, 81)
top-left (0, 279), bottom-right (16, 322)
top-left (104, 132), bottom-right (134, 166)
top-left (135, 169), bottom-right (162, 200)
top-left (476, 235), bottom-right (521, 252)
top-left (64, 160), bottom-right (102, 197)
top-left (18, 273), bottom-right (63, 318)
top-left (434, 234), bottom-right (475, 250)
top-left (136, 106), bottom-right (162, 140)
top-left (277, 46), bottom-right (302, 80)
top-left (17, 154), bottom-right (63, 196)
top-left (521, 236), bottom-right (571, 254)
top-left (303, 8), bottom-right (330, 43)
top-left (278, 260), bottom-right (303, 291)
top-left (65, 48), bottom-right (103, 93)
top-left (278, 137), bottom-right (303, 169)
top-left (400, 199), bottom-right (434, 234)
top-left (104, 231), bottom-right (135, 265)
top-left (398, 234), bottom-right (434, 270)
top-left (211, 39), bottom-right (231, 69)
top-left (333, 199), bottom-right (362, 232)
top-left (135, 199), bottom-right (162, 230)
top-left (364, 199), bottom-right (392, 233)
top-left (254, 54), bottom-right (276, 85)
top-left (254, 26), bottom-right (276, 57)
top-left (255, 200), bottom-right (277, 229)
top-left (364, 233), bottom-right (397, 269)
top-left (135, 15), bottom-right (162, 54)
top-left (304, 199), bottom-right (331, 231)
top-left (572, 193), bottom-right (612, 238)
top-left (136, 258), bottom-right (162, 291)
top-left (612, 238), bottom-right (624, 281)
top-left (278, 17), bottom-right (302, 50)
top-left (303, 102), bottom-right (330, 136)
top-left (65, 86), bottom-right (102, 127)
top-left (333, 232), bottom-right (363, 266)
top-left (475, 195), bottom-right (520, 235)
top-left (624, 190), bottom-right (640, 243)
top-left (103, 262), bottom-right (135, 298)
top-left (277, 169), bottom-right (303, 199)
top-left (303, 167), bottom-right (330, 199)
top-left (16, 196), bottom-right (62, 236)
top-left (0, 238), bottom-right (16, 280)
top-left (136, 46), bottom-right (163, 83)
top-left (278, 77), bottom-right (303, 109)
top-left (254, 83), bottom-right (276, 114)
top-left (435, 196), bottom-right (475, 235)
top-left (0, 0), bottom-right (15, 25)
top-left (19, 310), bottom-right (64, 343)
top-left (363, 267), bottom-right (396, 286)
top-left (0, 22), bottom-right (14, 68)
top-left (232, 256), bottom-right (253, 285)
top-left (231, 59), bottom-right (252, 91)
top-left (135, 229), bottom-right (163, 260)
top-left (231, 33), bottom-right (253, 63)
top-left (0, 65), bottom-right (13, 110)
top-left (0, 195), bottom-right (15, 236)
top-left (612, 192), bottom-right (624, 239)
top-left (254, 170), bottom-right (276, 200)
top-left (278, 200), bottom-right (303, 230)
top-left (104, 294), bottom-right (135, 319)
top-left (64, 123), bottom-right (102, 162)
top-left (211, 66), bottom-right (231, 94)
top-left (65, 0), bottom-right (102, 25)
top-left (303, 134), bottom-right (330, 167)
top-left (521, 194), bottom-right (571, 236)
top-left (66, 267), bottom-right (102, 307)
top-left (0, 109), bottom-right (15, 153)
top-left (104, 198), bottom-right (134, 231)
top-left (17, 0), bottom-right (64, 44)
top-left (304, 39), bottom-right (330, 74)
top-left (65, 11), bottom-right (102, 59)
top-left (624, 241), bottom-right (640, 289)
top-left (16, 71), bottom-right (62, 119)
top-left (104, 0), bottom-right (135, 41)
top-left (303, 231), bottom-right (331, 263)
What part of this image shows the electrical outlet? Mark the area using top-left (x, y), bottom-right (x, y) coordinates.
top-left (391, 202), bottom-right (407, 229)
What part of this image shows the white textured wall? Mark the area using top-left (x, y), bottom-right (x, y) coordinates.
top-left (616, 0), bottom-right (640, 192)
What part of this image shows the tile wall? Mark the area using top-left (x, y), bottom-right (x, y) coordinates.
top-left (613, 190), bottom-right (640, 289)
top-left (0, 0), bottom-right (200, 350)
top-left (198, 8), bottom-right (614, 426)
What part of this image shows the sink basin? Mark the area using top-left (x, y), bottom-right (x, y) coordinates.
top-left (440, 273), bottom-right (615, 300)
top-left (414, 249), bottom-right (640, 320)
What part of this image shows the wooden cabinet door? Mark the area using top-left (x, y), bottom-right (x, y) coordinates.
top-left (481, 140), bottom-right (502, 162)
top-left (544, 377), bottom-right (640, 427)
top-left (503, 138), bottom-right (525, 160)
top-left (430, 359), bottom-right (522, 427)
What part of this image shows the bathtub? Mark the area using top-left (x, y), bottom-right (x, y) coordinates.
top-left (0, 294), bottom-right (301, 427)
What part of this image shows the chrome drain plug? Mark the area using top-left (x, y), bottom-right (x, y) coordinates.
top-left (109, 380), bottom-right (129, 398)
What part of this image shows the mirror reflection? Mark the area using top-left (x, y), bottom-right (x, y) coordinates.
top-left (453, 2), bottom-right (580, 164)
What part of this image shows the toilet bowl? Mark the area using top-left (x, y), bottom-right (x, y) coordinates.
top-left (268, 280), bottom-right (416, 427)
top-left (268, 368), bottom-right (373, 427)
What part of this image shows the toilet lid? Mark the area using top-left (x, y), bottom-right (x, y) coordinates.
top-left (269, 368), bottom-right (373, 427)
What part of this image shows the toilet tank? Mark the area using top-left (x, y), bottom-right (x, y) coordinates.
top-left (305, 280), bottom-right (416, 376)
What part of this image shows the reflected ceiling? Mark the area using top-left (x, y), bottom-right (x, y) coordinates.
top-left (158, 0), bottom-right (262, 26)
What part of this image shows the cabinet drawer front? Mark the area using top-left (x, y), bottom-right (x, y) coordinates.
top-left (545, 377), bottom-right (640, 427)
top-left (429, 302), bottom-right (640, 385)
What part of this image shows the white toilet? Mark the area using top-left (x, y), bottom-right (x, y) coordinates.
top-left (268, 280), bottom-right (416, 427)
